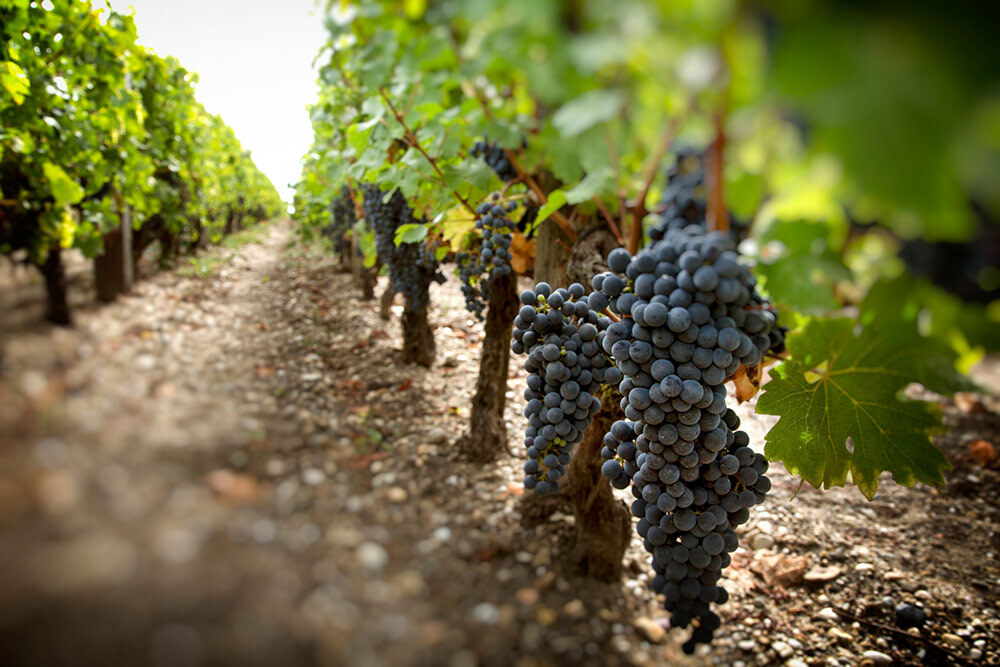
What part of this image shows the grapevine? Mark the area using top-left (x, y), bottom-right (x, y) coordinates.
top-left (455, 195), bottom-right (520, 319)
top-left (362, 184), bottom-right (445, 315)
top-left (324, 185), bottom-right (355, 259)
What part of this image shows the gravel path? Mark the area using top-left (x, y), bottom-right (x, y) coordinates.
top-left (1, 222), bottom-right (997, 667)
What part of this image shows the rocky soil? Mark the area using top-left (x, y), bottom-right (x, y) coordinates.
top-left (1, 221), bottom-right (997, 667)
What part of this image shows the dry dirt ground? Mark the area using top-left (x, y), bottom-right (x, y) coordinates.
top-left (1, 221), bottom-right (997, 667)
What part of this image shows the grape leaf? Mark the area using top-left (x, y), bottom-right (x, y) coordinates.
top-left (42, 163), bottom-right (84, 207)
top-left (551, 89), bottom-right (625, 138)
top-left (756, 254), bottom-right (849, 314)
top-left (394, 223), bottom-right (427, 245)
top-left (535, 190), bottom-right (567, 226)
top-left (564, 167), bottom-right (613, 204)
top-left (757, 317), bottom-right (976, 499)
top-left (756, 219), bottom-right (850, 314)
top-left (1, 60), bottom-right (29, 104)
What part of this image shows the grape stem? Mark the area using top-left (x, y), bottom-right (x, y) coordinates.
top-left (628, 99), bottom-right (693, 253)
top-left (462, 79), bottom-right (579, 242)
top-left (378, 88), bottom-right (479, 217)
top-left (706, 104), bottom-right (730, 233)
top-left (593, 196), bottom-right (626, 246)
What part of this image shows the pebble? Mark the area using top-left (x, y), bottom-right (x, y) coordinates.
top-left (737, 639), bottom-right (756, 651)
top-left (427, 427), bottom-right (447, 444)
top-left (385, 486), bottom-right (408, 503)
top-left (786, 660), bottom-right (808, 667)
top-left (971, 648), bottom-right (983, 660)
top-left (301, 468), bottom-right (326, 485)
top-left (817, 607), bottom-right (840, 622)
top-left (827, 627), bottom-right (852, 644)
top-left (562, 599), bottom-right (585, 617)
top-left (804, 565), bottom-right (843, 584)
top-left (772, 641), bottom-right (793, 658)
top-left (862, 650), bottom-right (892, 665)
top-left (942, 633), bottom-right (964, 648)
top-left (914, 589), bottom-right (933, 601)
top-left (515, 588), bottom-right (539, 605)
top-left (356, 542), bottom-right (389, 572)
top-left (751, 534), bottom-right (776, 551)
top-left (471, 602), bottom-right (500, 625)
top-left (633, 617), bottom-right (666, 644)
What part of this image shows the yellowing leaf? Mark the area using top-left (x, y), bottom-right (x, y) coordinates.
top-left (42, 163), bottom-right (85, 207)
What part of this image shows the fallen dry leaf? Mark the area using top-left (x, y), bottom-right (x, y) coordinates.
top-left (510, 232), bottom-right (536, 274)
top-left (970, 439), bottom-right (997, 466)
top-left (750, 550), bottom-right (809, 587)
top-left (731, 365), bottom-right (763, 403)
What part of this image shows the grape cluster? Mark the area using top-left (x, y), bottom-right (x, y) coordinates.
top-left (589, 224), bottom-right (781, 651)
top-left (648, 149), bottom-right (749, 243)
top-left (455, 196), bottom-right (520, 319)
top-left (455, 252), bottom-right (487, 319)
top-left (648, 149), bottom-right (706, 242)
top-left (476, 199), bottom-right (515, 279)
top-left (324, 185), bottom-right (354, 258)
top-left (511, 282), bottom-right (623, 494)
top-left (470, 138), bottom-right (517, 182)
top-left (362, 184), bottom-right (445, 313)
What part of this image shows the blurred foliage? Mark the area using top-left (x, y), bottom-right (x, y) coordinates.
top-left (0, 0), bottom-right (284, 267)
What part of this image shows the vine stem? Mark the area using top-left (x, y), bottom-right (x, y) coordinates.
top-left (504, 149), bottom-right (579, 241)
top-left (706, 104), bottom-right (730, 233)
top-left (593, 196), bottom-right (626, 246)
top-left (465, 80), bottom-right (578, 241)
top-left (378, 87), bottom-right (478, 217)
top-left (628, 101), bottom-right (692, 254)
top-left (830, 608), bottom-right (975, 666)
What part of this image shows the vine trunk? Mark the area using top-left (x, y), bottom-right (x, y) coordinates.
top-left (401, 306), bottom-right (435, 367)
top-left (458, 271), bottom-right (519, 462)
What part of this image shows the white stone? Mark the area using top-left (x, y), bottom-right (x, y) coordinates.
top-left (817, 607), bottom-right (840, 622)
top-left (357, 542), bottom-right (389, 572)
top-left (862, 650), bottom-right (892, 665)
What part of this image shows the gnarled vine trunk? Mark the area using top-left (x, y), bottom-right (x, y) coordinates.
top-left (39, 247), bottom-right (71, 326)
top-left (379, 281), bottom-right (395, 320)
top-left (400, 306), bottom-right (434, 367)
top-left (563, 400), bottom-right (631, 580)
top-left (458, 271), bottom-right (519, 462)
top-left (94, 228), bottom-right (127, 303)
top-left (158, 230), bottom-right (177, 267)
top-left (534, 218), bottom-right (573, 287)
top-left (350, 237), bottom-right (376, 300)
top-left (519, 399), bottom-right (630, 581)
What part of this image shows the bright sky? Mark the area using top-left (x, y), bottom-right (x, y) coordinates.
top-left (110, 0), bottom-right (329, 203)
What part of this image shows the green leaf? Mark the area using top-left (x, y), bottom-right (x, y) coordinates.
top-left (551, 89), bottom-right (625, 138)
top-left (756, 254), bottom-right (849, 314)
top-left (42, 163), bottom-right (85, 206)
top-left (1, 60), bottom-right (29, 104)
top-left (395, 222), bottom-right (427, 245)
top-left (756, 219), bottom-right (851, 314)
top-left (757, 317), bottom-right (976, 500)
top-left (564, 167), bottom-right (613, 204)
top-left (535, 190), bottom-right (567, 225)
